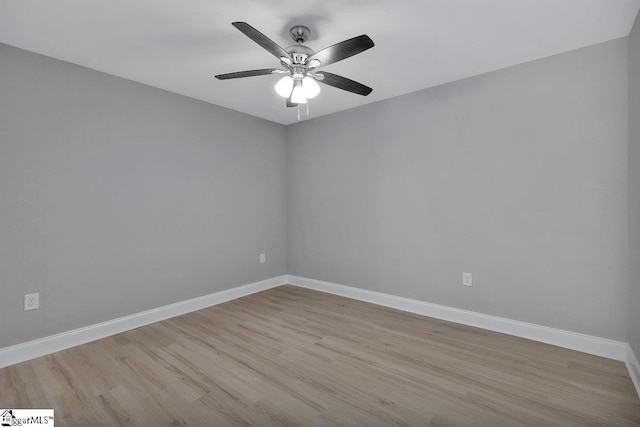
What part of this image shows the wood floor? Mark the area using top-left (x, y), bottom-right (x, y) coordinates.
top-left (1, 285), bottom-right (639, 426)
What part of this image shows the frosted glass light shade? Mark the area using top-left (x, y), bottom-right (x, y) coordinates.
top-left (302, 77), bottom-right (320, 99)
top-left (274, 76), bottom-right (294, 98)
top-left (290, 84), bottom-right (307, 104)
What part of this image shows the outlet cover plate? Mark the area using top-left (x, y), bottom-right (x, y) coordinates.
top-left (24, 293), bottom-right (39, 311)
top-left (463, 273), bottom-right (473, 287)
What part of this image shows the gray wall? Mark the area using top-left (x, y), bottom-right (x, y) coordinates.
top-left (287, 38), bottom-right (629, 340)
top-left (0, 44), bottom-right (287, 348)
top-left (630, 15), bottom-right (640, 356)
top-left (2, 33), bottom-right (635, 350)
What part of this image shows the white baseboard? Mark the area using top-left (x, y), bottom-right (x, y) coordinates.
top-left (3, 272), bottom-right (636, 396)
top-left (626, 345), bottom-right (640, 397)
top-left (286, 275), bottom-right (629, 362)
top-left (0, 275), bottom-right (287, 369)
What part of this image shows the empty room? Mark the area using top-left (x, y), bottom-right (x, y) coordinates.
top-left (2, 0), bottom-right (640, 425)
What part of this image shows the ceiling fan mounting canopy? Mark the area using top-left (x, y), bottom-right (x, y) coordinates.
top-left (289, 25), bottom-right (311, 44)
top-left (215, 21), bottom-right (374, 109)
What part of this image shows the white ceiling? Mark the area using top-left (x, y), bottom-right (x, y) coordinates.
top-left (1, 0), bottom-right (639, 125)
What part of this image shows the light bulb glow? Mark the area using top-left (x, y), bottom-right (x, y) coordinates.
top-left (290, 82), bottom-right (307, 104)
top-left (302, 77), bottom-right (320, 99)
top-left (274, 76), bottom-right (293, 98)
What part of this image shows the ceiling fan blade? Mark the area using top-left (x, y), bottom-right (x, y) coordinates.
top-left (232, 22), bottom-right (289, 60)
top-left (308, 35), bottom-right (374, 67)
top-left (215, 69), bottom-right (278, 80)
top-left (316, 72), bottom-right (373, 96)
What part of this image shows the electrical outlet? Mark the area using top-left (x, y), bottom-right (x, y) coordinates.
top-left (24, 293), bottom-right (39, 311)
top-left (259, 253), bottom-right (266, 264)
top-left (463, 273), bottom-right (473, 287)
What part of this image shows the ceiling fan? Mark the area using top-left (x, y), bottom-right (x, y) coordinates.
top-left (215, 22), bottom-right (374, 111)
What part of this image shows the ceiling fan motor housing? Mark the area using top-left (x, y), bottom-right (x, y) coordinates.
top-left (285, 44), bottom-right (314, 64)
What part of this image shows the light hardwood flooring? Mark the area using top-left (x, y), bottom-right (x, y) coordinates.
top-left (1, 285), bottom-right (639, 426)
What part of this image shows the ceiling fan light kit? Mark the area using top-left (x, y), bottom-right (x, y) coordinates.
top-left (302, 77), bottom-right (320, 98)
top-left (274, 76), bottom-right (294, 97)
top-left (215, 21), bottom-right (374, 119)
top-left (290, 81), bottom-right (308, 104)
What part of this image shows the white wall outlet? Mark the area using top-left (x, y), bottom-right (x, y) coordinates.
top-left (24, 293), bottom-right (39, 311)
top-left (463, 273), bottom-right (473, 287)
top-left (259, 253), bottom-right (266, 264)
